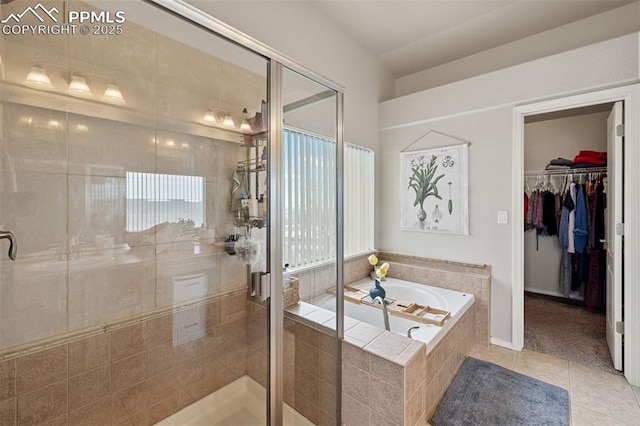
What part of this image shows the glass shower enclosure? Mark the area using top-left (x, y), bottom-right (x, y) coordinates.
top-left (0, 0), bottom-right (343, 424)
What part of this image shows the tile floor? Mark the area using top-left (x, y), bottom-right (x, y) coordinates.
top-left (154, 376), bottom-right (313, 426)
top-left (157, 345), bottom-right (640, 425)
top-left (468, 344), bottom-right (640, 426)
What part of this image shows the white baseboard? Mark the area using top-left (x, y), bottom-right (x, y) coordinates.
top-left (490, 337), bottom-right (518, 350)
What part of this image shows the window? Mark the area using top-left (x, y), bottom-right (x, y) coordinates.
top-left (126, 172), bottom-right (205, 232)
top-left (283, 128), bottom-right (374, 268)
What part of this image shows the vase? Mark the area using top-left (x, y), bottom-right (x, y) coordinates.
top-left (369, 279), bottom-right (386, 301)
top-left (417, 206), bottom-right (427, 222)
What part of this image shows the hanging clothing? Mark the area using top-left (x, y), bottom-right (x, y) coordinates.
top-left (526, 190), bottom-right (535, 230)
top-left (567, 183), bottom-right (577, 253)
top-left (542, 191), bottom-right (558, 236)
top-left (533, 191), bottom-right (544, 231)
top-left (574, 184), bottom-right (588, 253)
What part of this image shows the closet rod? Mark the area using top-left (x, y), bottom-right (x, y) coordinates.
top-left (524, 166), bottom-right (607, 177)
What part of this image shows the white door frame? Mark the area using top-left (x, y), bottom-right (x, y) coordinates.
top-left (511, 84), bottom-right (640, 386)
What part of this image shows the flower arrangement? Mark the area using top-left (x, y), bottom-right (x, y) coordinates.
top-left (368, 254), bottom-right (389, 281)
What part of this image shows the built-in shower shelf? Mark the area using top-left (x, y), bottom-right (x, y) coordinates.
top-left (343, 285), bottom-right (451, 327)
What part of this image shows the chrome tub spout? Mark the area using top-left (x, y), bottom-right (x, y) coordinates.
top-left (373, 296), bottom-right (390, 331)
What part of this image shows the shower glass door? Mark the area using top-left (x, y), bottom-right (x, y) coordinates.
top-left (276, 66), bottom-right (343, 424)
top-left (0, 0), bottom-right (277, 423)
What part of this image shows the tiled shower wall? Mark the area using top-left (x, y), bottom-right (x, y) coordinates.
top-left (0, 290), bottom-right (250, 425)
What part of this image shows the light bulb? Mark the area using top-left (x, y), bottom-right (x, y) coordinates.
top-left (240, 108), bottom-right (252, 132)
top-left (23, 66), bottom-right (54, 91)
top-left (203, 109), bottom-right (216, 124)
top-left (222, 113), bottom-right (235, 127)
top-left (103, 83), bottom-right (125, 104)
top-left (68, 75), bottom-right (93, 98)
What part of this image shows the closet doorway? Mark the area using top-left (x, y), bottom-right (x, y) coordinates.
top-left (522, 101), bottom-right (623, 374)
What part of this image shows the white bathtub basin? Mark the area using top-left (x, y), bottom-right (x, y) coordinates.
top-left (311, 277), bottom-right (475, 352)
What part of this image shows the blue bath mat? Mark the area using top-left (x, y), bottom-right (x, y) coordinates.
top-left (430, 357), bottom-right (569, 426)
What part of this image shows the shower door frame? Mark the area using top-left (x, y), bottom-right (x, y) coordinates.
top-left (145, 1), bottom-right (346, 424)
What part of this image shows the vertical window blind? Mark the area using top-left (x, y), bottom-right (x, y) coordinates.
top-left (126, 172), bottom-right (205, 232)
top-left (283, 128), bottom-right (374, 268)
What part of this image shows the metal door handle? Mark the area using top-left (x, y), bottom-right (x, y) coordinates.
top-left (0, 231), bottom-right (17, 260)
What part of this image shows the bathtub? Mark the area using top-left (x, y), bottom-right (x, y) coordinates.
top-left (312, 277), bottom-right (475, 352)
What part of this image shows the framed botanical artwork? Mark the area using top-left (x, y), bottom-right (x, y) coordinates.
top-left (400, 142), bottom-right (469, 234)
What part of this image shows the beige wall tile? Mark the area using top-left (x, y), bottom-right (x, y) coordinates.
top-left (296, 341), bottom-right (319, 377)
top-left (68, 248), bottom-right (155, 329)
top-left (17, 380), bottom-right (67, 425)
top-left (317, 379), bottom-right (337, 420)
top-left (69, 365), bottom-right (111, 411)
top-left (147, 342), bottom-right (178, 378)
top-left (16, 346), bottom-right (67, 395)
top-left (68, 333), bottom-right (111, 377)
top-left (221, 337), bottom-right (247, 377)
top-left (405, 350), bottom-right (427, 400)
top-left (342, 342), bottom-right (370, 372)
top-left (294, 367), bottom-right (319, 405)
top-left (405, 381), bottom-right (426, 426)
top-left (0, 398), bottom-right (16, 426)
top-left (318, 350), bottom-right (337, 386)
top-left (370, 376), bottom-right (403, 424)
top-left (40, 413), bottom-right (68, 426)
top-left (146, 315), bottom-right (174, 349)
top-left (110, 392), bottom-right (131, 425)
top-left (68, 396), bottom-right (111, 426)
top-left (1, 260), bottom-right (68, 350)
top-left (370, 356), bottom-right (403, 389)
top-left (0, 360), bottom-right (15, 402)
top-left (218, 254), bottom-right (248, 291)
top-left (68, 115), bottom-right (156, 177)
top-left (344, 322), bottom-right (385, 347)
top-left (111, 353), bottom-right (147, 393)
top-left (365, 332), bottom-right (412, 362)
top-left (342, 393), bottom-right (370, 426)
top-left (176, 337), bottom-right (203, 364)
top-left (295, 394), bottom-right (319, 425)
top-left (148, 394), bottom-right (181, 425)
top-left (176, 356), bottom-right (204, 388)
top-left (112, 323), bottom-right (147, 362)
top-left (342, 363), bottom-right (370, 405)
top-left (203, 357), bottom-right (236, 395)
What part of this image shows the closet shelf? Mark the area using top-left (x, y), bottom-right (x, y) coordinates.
top-left (524, 167), bottom-right (607, 176)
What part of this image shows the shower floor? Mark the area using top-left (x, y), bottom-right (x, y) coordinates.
top-left (154, 376), bottom-right (314, 425)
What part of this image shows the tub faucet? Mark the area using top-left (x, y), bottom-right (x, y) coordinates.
top-left (0, 231), bottom-right (17, 260)
top-left (373, 296), bottom-right (390, 331)
top-left (407, 326), bottom-right (420, 339)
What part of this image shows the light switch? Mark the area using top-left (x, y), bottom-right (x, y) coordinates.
top-left (497, 211), bottom-right (508, 224)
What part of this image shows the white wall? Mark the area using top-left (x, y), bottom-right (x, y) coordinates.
top-left (185, 0), bottom-right (395, 247)
top-left (524, 111), bottom-right (609, 171)
top-left (379, 33), bottom-right (640, 344)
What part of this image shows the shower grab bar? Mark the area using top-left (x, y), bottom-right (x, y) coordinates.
top-left (0, 231), bottom-right (17, 260)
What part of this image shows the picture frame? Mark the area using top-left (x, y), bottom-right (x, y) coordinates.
top-left (400, 142), bottom-right (469, 234)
